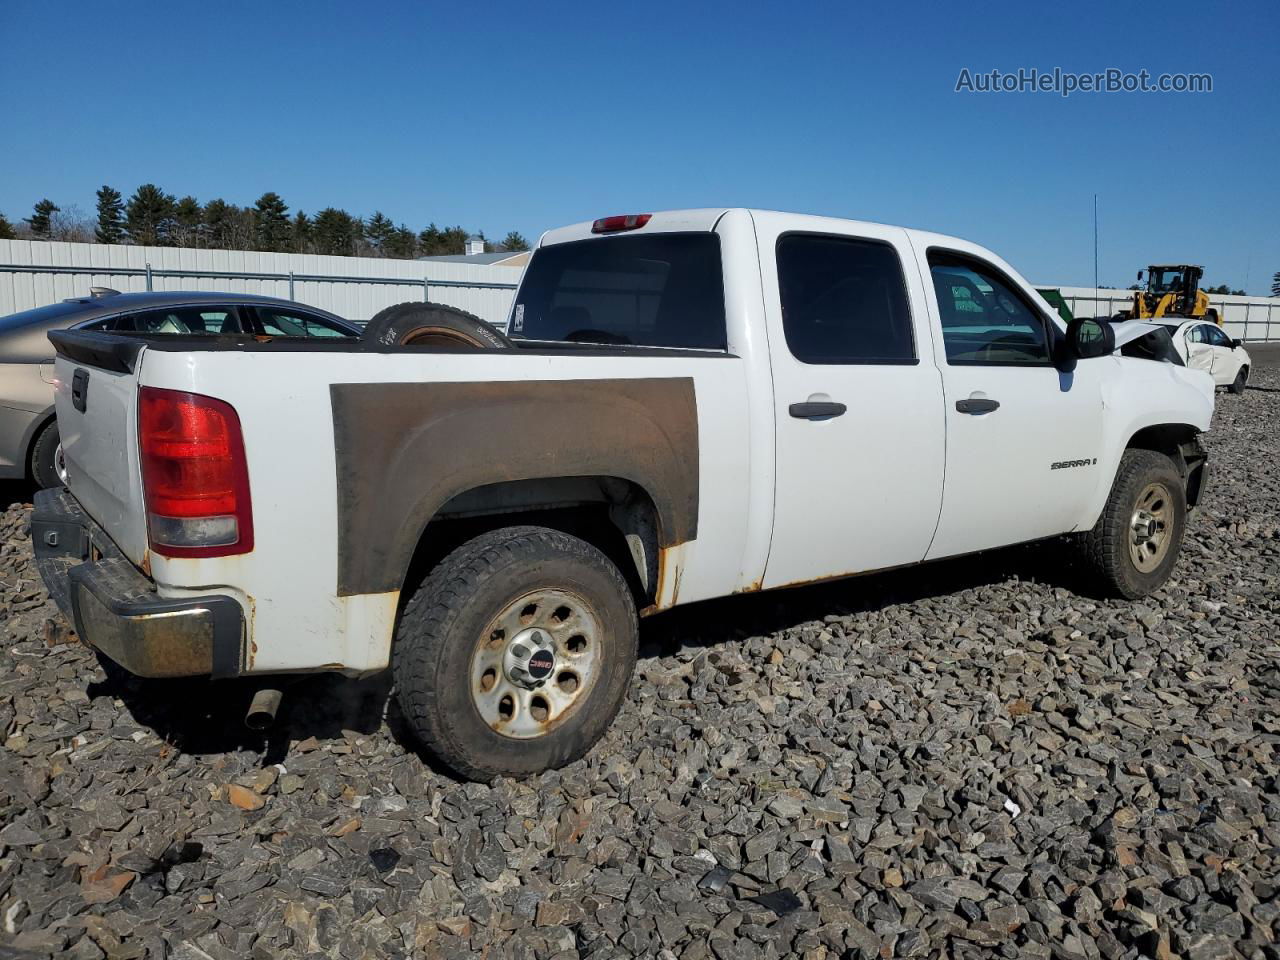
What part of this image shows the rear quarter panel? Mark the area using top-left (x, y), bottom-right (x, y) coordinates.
top-left (139, 348), bottom-right (753, 674)
top-left (0, 362), bottom-right (53, 476)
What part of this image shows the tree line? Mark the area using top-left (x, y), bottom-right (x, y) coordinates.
top-left (0, 186), bottom-right (529, 259)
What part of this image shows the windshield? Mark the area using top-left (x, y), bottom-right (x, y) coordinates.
top-left (510, 233), bottom-right (726, 349)
top-left (1148, 268), bottom-right (1183, 294)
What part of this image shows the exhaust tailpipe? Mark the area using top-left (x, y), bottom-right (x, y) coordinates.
top-left (245, 688), bottom-right (283, 731)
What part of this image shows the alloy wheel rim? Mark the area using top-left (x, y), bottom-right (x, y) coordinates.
top-left (54, 443), bottom-right (68, 485)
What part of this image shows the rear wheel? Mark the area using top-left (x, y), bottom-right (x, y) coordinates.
top-left (392, 526), bottom-right (638, 781)
top-left (30, 420), bottom-right (63, 489)
top-left (1078, 449), bottom-right (1186, 598)
top-left (1230, 366), bottom-right (1248, 395)
top-left (362, 301), bottom-right (511, 349)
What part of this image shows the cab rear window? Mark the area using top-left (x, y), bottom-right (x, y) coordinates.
top-left (511, 233), bottom-right (727, 350)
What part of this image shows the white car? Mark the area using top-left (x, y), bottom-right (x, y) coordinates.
top-left (1165, 319), bottom-right (1251, 393)
top-left (34, 208), bottom-right (1215, 780)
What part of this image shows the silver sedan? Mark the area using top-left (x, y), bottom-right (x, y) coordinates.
top-left (0, 290), bottom-right (359, 488)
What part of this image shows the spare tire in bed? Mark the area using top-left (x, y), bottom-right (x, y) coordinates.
top-left (362, 301), bottom-right (512, 349)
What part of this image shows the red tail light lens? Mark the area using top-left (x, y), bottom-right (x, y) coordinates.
top-left (139, 387), bottom-right (253, 558)
top-left (591, 213), bottom-right (652, 233)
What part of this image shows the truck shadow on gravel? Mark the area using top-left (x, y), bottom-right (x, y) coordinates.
top-left (87, 669), bottom-right (396, 767)
top-left (90, 538), bottom-right (1096, 777)
top-left (1, 479), bottom-right (36, 510)
top-left (637, 539), bottom-right (1099, 658)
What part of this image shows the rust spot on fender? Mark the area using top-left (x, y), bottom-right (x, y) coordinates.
top-left (330, 378), bottom-right (700, 597)
top-left (650, 543), bottom-right (690, 613)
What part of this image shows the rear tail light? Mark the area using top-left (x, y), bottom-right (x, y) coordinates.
top-left (591, 213), bottom-right (652, 233)
top-left (139, 387), bottom-right (253, 558)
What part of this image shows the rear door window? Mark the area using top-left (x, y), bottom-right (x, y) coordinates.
top-left (775, 233), bottom-right (915, 363)
top-left (107, 306), bottom-right (244, 335)
top-left (511, 233), bottom-right (726, 349)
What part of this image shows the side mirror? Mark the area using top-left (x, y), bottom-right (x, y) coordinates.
top-left (1066, 317), bottom-right (1115, 363)
top-left (1136, 270), bottom-right (1145, 282)
top-left (1231, 338), bottom-right (1243, 349)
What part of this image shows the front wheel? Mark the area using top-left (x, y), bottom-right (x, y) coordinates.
top-left (1078, 450), bottom-right (1187, 599)
top-left (393, 526), bottom-right (638, 781)
top-left (1230, 366), bottom-right (1248, 395)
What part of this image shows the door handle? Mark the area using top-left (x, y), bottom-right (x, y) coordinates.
top-left (955, 397), bottom-right (999, 415)
top-left (71, 368), bottom-right (90, 413)
top-left (789, 401), bottom-right (847, 420)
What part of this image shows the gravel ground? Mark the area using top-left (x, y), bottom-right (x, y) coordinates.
top-left (2, 370), bottom-right (1278, 960)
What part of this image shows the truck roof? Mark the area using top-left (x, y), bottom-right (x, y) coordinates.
top-left (538, 207), bottom-right (985, 256)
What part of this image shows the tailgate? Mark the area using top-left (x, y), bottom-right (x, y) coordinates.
top-left (50, 331), bottom-right (150, 566)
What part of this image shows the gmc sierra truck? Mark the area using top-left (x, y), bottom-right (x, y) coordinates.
top-left (32, 209), bottom-right (1213, 781)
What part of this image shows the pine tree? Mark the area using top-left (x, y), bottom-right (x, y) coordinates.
top-left (124, 184), bottom-right (176, 246)
top-left (26, 199), bottom-right (59, 238)
top-left (95, 186), bottom-right (125, 244)
top-left (292, 211), bottom-right (312, 253)
top-left (0, 212), bottom-right (15, 240)
top-left (202, 199), bottom-right (235, 249)
top-left (254, 192), bottom-right (291, 251)
top-left (312, 208), bottom-right (360, 256)
top-left (443, 226), bottom-right (469, 254)
top-left (364, 211), bottom-right (394, 254)
top-left (501, 231), bottom-right (529, 252)
top-left (385, 224), bottom-right (417, 259)
top-left (417, 223), bottom-right (444, 255)
top-left (415, 225), bottom-right (472, 256)
top-left (173, 196), bottom-right (203, 247)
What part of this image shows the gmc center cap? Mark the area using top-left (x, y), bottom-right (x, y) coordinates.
top-left (527, 648), bottom-right (555, 680)
top-left (506, 628), bottom-right (557, 687)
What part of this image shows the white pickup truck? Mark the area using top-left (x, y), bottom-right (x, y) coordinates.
top-left (33, 209), bottom-right (1214, 780)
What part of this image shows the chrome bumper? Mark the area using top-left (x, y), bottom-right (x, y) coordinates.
top-left (31, 487), bottom-right (244, 678)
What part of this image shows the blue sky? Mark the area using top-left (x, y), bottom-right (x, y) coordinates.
top-left (2, 0), bottom-right (1276, 291)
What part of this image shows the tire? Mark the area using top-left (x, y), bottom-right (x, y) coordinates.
top-left (1078, 449), bottom-right (1187, 599)
top-left (362, 301), bottom-right (511, 349)
top-left (30, 420), bottom-right (63, 489)
top-left (393, 525), bottom-right (638, 781)
top-left (1230, 366), bottom-right (1248, 395)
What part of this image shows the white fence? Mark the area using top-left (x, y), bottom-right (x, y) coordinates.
top-left (1045, 285), bottom-right (1280, 343)
top-left (0, 239), bottom-right (521, 326)
top-left (3, 240), bottom-right (1278, 342)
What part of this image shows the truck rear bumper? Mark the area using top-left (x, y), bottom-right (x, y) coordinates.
top-left (31, 487), bottom-right (244, 679)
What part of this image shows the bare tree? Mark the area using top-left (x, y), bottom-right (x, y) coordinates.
top-left (49, 204), bottom-right (95, 243)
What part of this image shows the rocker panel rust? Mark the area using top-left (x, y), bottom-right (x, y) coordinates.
top-left (331, 377), bottom-right (699, 597)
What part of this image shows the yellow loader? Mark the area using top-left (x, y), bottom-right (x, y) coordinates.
top-left (1117, 264), bottom-right (1220, 325)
